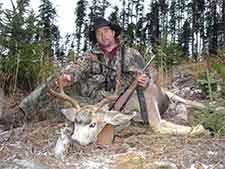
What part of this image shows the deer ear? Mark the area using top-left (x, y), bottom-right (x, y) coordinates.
top-left (104, 111), bottom-right (136, 125)
top-left (61, 108), bottom-right (77, 122)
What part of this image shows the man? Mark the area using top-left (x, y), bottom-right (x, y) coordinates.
top-left (19, 17), bottom-right (149, 119)
top-left (18, 17), bottom-right (205, 139)
top-left (63, 17), bottom-right (149, 102)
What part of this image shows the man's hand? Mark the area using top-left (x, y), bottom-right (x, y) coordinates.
top-left (63, 74), bottom-right (72, 81)
top-left (136, 73), bottom-right (149, 89)
top-left (58, 73), bottom-right (72, 87)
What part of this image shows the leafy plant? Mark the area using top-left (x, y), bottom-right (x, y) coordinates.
top-left (197, 70), bottom-right (218, 100)
top-left (216, 48), bottom-right (225, 65)
top-left (213, 63), bottom-right (225, 81)
top-left (155, 39), bottom-right (184, 67)
top-left (201, 107), bottom-right (225, 136)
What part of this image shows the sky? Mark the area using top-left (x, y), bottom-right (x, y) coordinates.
top-left (0, 0), bottom-right (123, 37)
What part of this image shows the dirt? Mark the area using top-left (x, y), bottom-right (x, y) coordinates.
top-left (0, 81), bottom-right (225, 169)
top-left (0, 117), bottom-right (224, 169)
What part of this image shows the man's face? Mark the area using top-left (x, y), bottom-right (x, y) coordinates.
top-left (95, 26), bottom-right (115, 48)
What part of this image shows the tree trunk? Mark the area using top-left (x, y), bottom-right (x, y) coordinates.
top-left (192, 0), bottom-right (197, 61)
top-left (223, 0), bottom-right (225, 47)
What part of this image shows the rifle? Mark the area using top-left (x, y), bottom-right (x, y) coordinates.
top-left (109, 55), bottom-right (156, 112)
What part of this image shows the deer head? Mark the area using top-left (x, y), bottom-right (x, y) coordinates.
top-left (49, 66), bottom-right (136, 145)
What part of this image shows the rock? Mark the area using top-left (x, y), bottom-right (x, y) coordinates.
top-left (171, 72), bottom-right (204, 99)
top-left (13, 159), bottom-right (47, 169)
top-left (175, 103), bottom-right (188, 122)
top-left (167, 102), bottom-right (188, 124)
top-left (153, 161), bottom-right (178, 169)
top-left (54, 126), bottom-right (71, 160)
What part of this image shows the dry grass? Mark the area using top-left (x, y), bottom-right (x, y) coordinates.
top-left (151, 60), bottom-right (208, 88)
top-left (175, 61), bottom-right (208, 79)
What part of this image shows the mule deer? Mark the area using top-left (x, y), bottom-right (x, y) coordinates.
top-left (50, 68), bottom-right (136, 145)
top-left (50, 70), bottom-right (206, 145)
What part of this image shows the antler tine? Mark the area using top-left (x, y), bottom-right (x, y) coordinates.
top-left (49, 75), bottom-right (81, 109)
top-left (95, 64), bottom-right (121, 111)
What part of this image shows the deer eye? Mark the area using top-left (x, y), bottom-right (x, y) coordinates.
top-left (89, 122), bottom-right (96, 128)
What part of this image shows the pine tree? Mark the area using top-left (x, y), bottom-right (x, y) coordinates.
top-left (222, 0), bottom-right (225, 47)
top-left (206, 0), bottom-right (219, 54)
top-left (145, 12), bottom-right (152, 45)
top-left (181, 19), bottom-right (191, 55)
top-left (52, 25), bottom-right (60, 58)
top-left (176, 0), bottom-right (187, 48)
top-left (126, 0), bottom-right (134, 23)
top-left (75, 0), bottom-right (88, 53)
top-left (176, 0), bottom-right (186, 33)
top-left (123, 0), bottom-right (144, 44)
top-left (120, 0), bottom-right (127, 29)
top-left (134, 0), bottom-right (144, 23)
top-left (38, 0), bottom-right (58, 58)
top-left (158, 0), bottom-right (168, 40)
top-left (89, 0), bottom-right (110, 21)
top-left (108, 6), bottom-right (120, 23)
top-left (0, 0), bottom-right (44, 91)
top-left (82, 22), bottom-right (89, 52)
top-left (0, 3), bottom-right (5, 55)
top-left (88, 0), bottom-right (110, 47)
top-left (136, 17), bottom-right (146, 45)
top-left (189, 0), bottom-right (206, 59)
top-left (191, 0), bottom-right (197, 60)
top-left (169, 0), bottom-right (177, 42)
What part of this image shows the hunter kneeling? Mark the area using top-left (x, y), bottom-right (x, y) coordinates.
top-left (19, 17), bottom-right (206, 145)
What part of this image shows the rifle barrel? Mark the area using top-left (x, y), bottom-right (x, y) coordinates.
top-left (142, 55), bottom-right (156, 72)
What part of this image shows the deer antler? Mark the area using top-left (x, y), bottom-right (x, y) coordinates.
top-left (95, 64), bottom-right (122, 111)
top-left (49, 75), bottom-right (81, 109)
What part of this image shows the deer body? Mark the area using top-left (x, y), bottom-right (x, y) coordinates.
top-left (49, 54), bottom-right (206, 145)
top-left (51, 75), bottom-right (205, 146)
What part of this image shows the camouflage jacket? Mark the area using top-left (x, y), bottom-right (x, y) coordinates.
top-left (65, 42), bottom-right (147, 103)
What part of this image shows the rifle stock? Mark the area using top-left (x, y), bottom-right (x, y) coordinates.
top-left (110, 55), bottom-right (155, 112)
top-left (113, 79), bottom-right (138, 111)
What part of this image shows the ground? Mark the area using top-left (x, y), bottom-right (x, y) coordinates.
top-left (0, 68), bottom-right (225, 169)
top-left (0, 115), bottom-right (225, 169)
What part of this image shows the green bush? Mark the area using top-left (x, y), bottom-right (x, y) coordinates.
top-left (0, 42), bottom-right (55, 94)
top-left (202, 108), bottom-right (225, 136)
top-left (197, 71), bottom-right (218, 98)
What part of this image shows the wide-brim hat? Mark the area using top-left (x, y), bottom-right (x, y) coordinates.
top-left (89, 17), bottom-right (122, 44)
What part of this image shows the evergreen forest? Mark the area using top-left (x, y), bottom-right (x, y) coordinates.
top-left (0, 0), bottom-right (225, 93)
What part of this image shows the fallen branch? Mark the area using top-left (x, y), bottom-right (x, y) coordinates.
top-left (164, 90), bottom-right (206, 109)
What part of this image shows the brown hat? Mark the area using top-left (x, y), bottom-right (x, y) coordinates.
top-left (89, 17), bottom-right (122, 44)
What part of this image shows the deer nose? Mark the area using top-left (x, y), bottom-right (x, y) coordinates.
top-left (71, 133), bottom-right (93, 145)
top-left (71, 133), bottom-right (84, 144)
top-left (71, 134), bottom-right (82, 144)
top-left (71, 133), bottom-right (77, 141)
top-left (72, 139), bottom-right (81, 145)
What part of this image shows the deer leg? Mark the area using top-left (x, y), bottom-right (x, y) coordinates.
top-left (144, 84), bottom-right (206, 135)
top-left (146, 96), bottom-right (204, 135)
top-left (145, 96), bottom-right (162, 132)
top-left (159, 120), bottom-right (192, 135)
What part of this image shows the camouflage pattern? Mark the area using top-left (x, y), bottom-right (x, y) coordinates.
top-left (19, 41), bottom-right (146, 114)
top-left (64, 42), bottom-right (146, 103)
